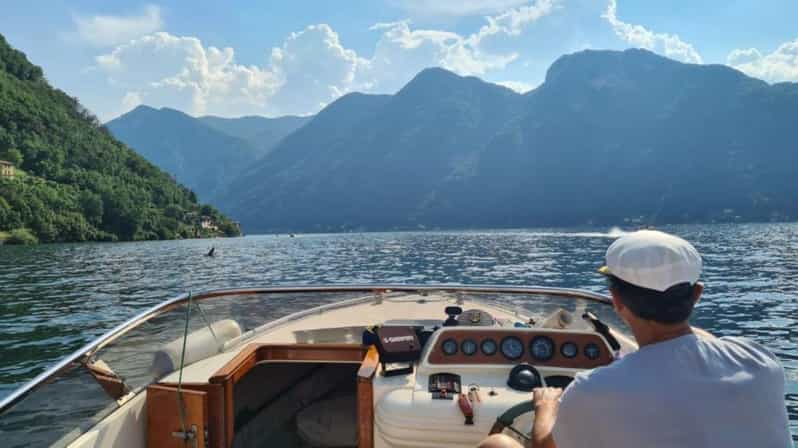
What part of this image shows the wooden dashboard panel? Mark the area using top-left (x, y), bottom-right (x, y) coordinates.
top-left (427, 330), bottom-right (613, 368)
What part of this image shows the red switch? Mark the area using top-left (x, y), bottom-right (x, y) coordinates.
top-left (458, 393), bottom-right (474, 425)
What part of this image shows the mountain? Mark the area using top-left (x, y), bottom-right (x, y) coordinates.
top-left (0, 34), bottom-right (239, 243)
top-left (106, 106), bottom-right (260, 203)
top-left (199, 114), bottom-right (310, 155)
top-left (218, 49), bottom-right (798, 233)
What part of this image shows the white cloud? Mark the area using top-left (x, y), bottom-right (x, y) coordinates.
top-left (727, 39), bottom-right (798, 82)
top-left (475, 0), bottom-right (558, 39)
top-left (602, 0), bottom-right (702, 64)
top-left (96, 32), bottom-right (279, 117)
top-left (391, 0), bottom-right (530, 17)
top-left (365, 0), bottom-right (556, 92)
top-left (95, 1), bottom-right (557, 119)
top-left (73, 4), bottom-right (163, 47)
top-left (267, 24), bottom-right (368, 115)
top-left (495, 80), bottom-right (537, 93)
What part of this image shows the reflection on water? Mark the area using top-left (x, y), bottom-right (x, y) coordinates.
top-left (0, 223), bottom-right (796, 442)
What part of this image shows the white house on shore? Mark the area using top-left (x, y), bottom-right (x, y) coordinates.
top-left (0, 160), bottom-right (14, 178)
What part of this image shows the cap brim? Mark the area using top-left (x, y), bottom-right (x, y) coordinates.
top-left (598, 265), bottom-right (612, 276)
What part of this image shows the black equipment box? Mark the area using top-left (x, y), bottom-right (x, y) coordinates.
top-left (373, 326), bottom-right (422, 363)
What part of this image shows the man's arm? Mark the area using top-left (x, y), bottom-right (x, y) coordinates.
top-left (529, 387), bottom-right (562, 448)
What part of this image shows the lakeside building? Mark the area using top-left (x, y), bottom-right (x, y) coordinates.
top-left (0, 160), bottom-right (14, 178)
top-left (200, 216), bottom-right (218, 231)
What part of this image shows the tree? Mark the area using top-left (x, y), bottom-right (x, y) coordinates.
top-left (1, 148), bottom-right (22, 166)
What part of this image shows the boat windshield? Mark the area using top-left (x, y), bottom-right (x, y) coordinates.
top-left (0, 286), bottom-right (619, 447)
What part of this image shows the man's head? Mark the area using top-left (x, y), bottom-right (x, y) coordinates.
top-left (599, 230), bottom-right (703, 326)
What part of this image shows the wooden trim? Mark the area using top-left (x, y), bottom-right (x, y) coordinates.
top-left (223, 380), bottom-right (234, 447)
top-left (146, 384), bottom-right (207, 448)
top-left (86, 362), bottom-right (128, 400)
top-left (209, 343), bottom-right (259, 384)
top-left (427, 330), bottom-right (613, 368)
top-left (205, 343), bottom-right (370, 447)
top-left (357, 345), bottom-right (379, 448)
top-left (160, 382), bottom-right (224, 448)
top-left (209, 344), bottom-right (367, 385)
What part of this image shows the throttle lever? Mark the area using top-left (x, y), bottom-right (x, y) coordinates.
top-left (582, 311), bottom-right (621, 351)
top-left (458, 393), bottom-right (474, 425)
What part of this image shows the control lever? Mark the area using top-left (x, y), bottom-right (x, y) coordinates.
top-left (458, 393), bottom-right (474, 425)
top-left (582, 311), bottom-right (621, 351)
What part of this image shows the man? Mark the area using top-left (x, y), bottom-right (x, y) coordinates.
top-left (483, 230), bottom-right (792, 447)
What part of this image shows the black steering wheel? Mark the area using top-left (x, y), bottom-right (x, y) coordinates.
top-left (489, 400), bottom-right (535, 441)
top-left (489, 364), bottom-right (544, 441)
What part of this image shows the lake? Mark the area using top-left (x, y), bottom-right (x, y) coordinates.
top-left (1, 223), bottom-right (796, 442)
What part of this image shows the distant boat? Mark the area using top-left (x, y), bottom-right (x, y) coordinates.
top-left (289, 233), bottom-right (295, 238)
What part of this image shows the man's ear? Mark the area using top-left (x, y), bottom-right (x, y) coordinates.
top-left (610, 288), bottom-right (624, 313)
top-left (692, 282), bottom-right (704, 305)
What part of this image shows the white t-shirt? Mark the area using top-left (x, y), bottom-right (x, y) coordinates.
top-left (552, 334), bottom-right (792, 448)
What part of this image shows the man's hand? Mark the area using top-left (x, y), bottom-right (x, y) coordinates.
top-left (531, 387), bottom-right (562, 448)
top-left (534, 387), bottom-right (562, 408)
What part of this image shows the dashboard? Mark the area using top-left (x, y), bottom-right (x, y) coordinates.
top-left (427, 329), bottom-right (613, 369)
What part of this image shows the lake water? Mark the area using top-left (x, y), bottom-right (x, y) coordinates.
top-left (1, 223), bottom-right (796, 442)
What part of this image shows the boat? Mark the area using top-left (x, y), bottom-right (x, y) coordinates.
top-left (0, 285), bottom-right (637, 447)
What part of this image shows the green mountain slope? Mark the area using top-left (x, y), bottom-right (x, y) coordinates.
top-left (106, 106), bottom-right (259, 203)
top-left (0, 34), bottom-right (239, 243)
top-left (218, 50), bottom-right (798, 233)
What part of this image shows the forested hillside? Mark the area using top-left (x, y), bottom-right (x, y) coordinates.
top-left (0, 34), bottom-right (239, 243)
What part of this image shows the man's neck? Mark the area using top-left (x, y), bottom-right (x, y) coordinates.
top-left (631, 322), bottom-right (693, 348)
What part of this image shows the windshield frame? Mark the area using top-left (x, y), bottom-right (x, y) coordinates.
top-left (0, 284), bottom-right (610, 414)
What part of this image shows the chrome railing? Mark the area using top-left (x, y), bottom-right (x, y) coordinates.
top-left (0, 284), bottom-right (610, 414)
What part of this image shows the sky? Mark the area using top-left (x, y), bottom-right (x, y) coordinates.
top-left (2, 0), bottom-right (797, 121)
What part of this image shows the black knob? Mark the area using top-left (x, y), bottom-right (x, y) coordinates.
top-left (507, 363), bottom-right (541, 392)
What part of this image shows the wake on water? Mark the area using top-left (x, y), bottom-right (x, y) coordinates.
top-left (525, 226), bottom-right (628, 238)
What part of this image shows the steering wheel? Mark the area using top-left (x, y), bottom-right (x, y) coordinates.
top-left (489, 364), bottom-right (545, 442)
top-left (489, 400), bottom-right (535, 442)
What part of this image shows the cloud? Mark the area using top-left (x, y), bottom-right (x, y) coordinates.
top-left (267, 25), bottom-right (368, 115)
top-left (365, 0), bottom-right (556, 92)
top-left (96, 32), bottom-right (279, 116)
top-left (475, 0), bottom-right (558, 39)
top-left (95, 1), bottom-right (557, 119)
top-left (391, 0), bottom-right (531, 17)
top-left (73, 4), bottom-right (163, 47)
top-left (495, 80), bottom-right (537, 93)
top-left (727, 39), bottom-right (798, 82)
top-left (602, 0), bottom-right (702, 64)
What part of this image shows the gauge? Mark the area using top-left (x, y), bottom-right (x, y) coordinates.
top-left (481, 338), bottom-right (498, 356)
top-left (441, 338), bottom-right (458, 356)
top-left (560, 342), bottom-right (578, 359)
top-left (500, 336), bottom-right (524, 360)
top-left (461, 339), bottom-right (478, 356)
top-left (584, 343), bottom-right (601, 360)
top-left (530, 336), bottom-right (555, 361)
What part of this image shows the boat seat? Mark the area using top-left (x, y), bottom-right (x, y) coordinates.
top-left (296, 395), bottom-right (357, 447)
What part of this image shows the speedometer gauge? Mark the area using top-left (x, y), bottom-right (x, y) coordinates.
top-left (481, 338), bottom-right (498, 356)
top-left (530, 336), bottom-right (555, 361)
top-left (560, 341), bottom-right (578, 359)
top-left (441, 338), bottom-right (458, 356)
top-left (584, 343), bottom-right (600, 360)
top-left (461, 339), bottom-right (478, 356)
top-left (500, 336), bottom-right (524, 360)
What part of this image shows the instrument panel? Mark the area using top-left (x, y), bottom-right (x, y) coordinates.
top-left (427, 329), bottom-right (613, 369)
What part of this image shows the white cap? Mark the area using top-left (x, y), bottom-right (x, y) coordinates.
top-left (598, 230), bottom-right (702, 292)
